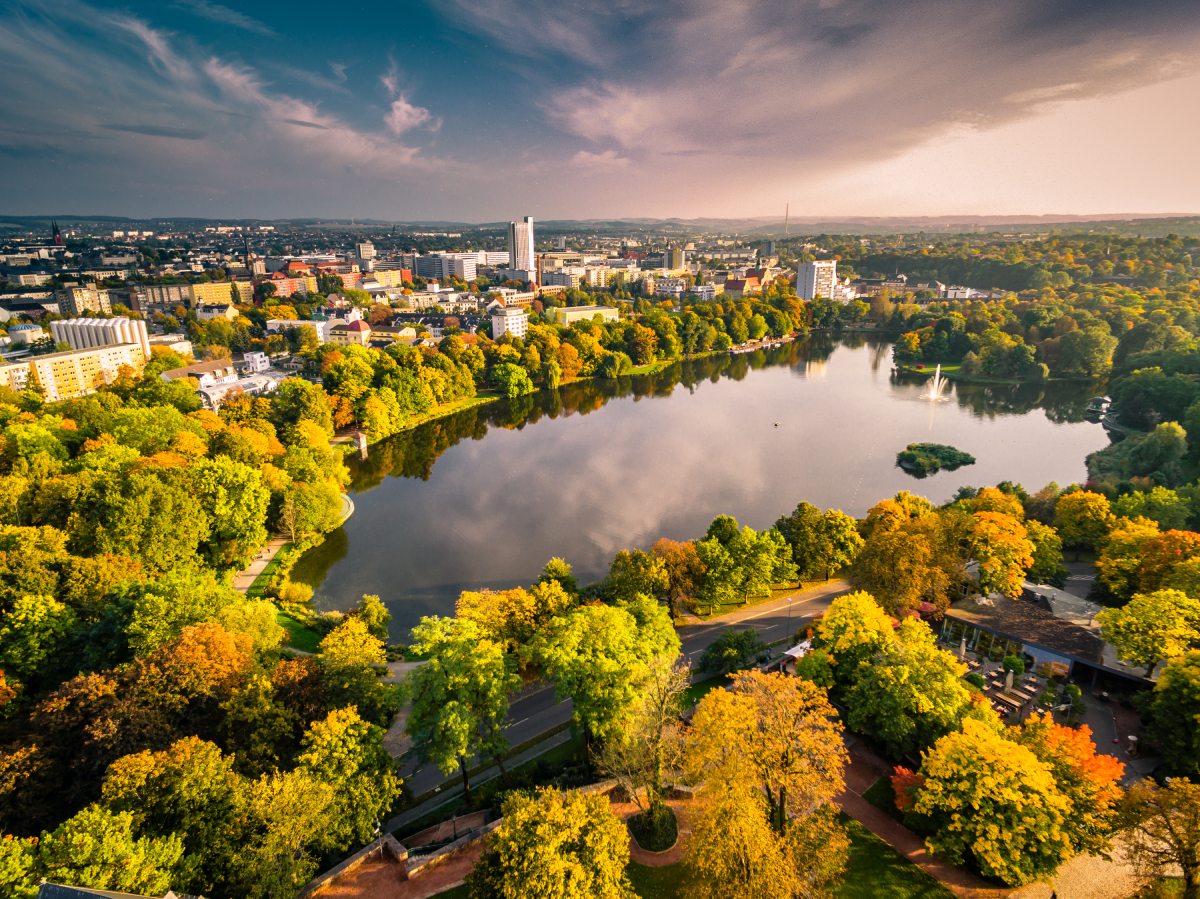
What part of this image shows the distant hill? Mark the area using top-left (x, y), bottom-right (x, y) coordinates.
top-left (2, 213), bottom-right (1198, 238)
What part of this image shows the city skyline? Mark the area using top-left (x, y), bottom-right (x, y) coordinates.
top-left (2, 0), bottom-right (1199, 220)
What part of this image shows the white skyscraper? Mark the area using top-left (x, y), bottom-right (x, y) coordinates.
top-left (797, 260), bottom-right (839, 300)
top-left (507, 216), bottom-right (535, 273)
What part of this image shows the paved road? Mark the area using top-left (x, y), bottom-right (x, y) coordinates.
top-left (398, 579), bottom-right (850, 800)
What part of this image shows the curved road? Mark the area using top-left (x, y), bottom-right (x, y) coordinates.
top-left (397, 579), bottom-right (850, 802)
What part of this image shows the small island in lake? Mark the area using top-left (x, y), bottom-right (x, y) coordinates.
top-left (897, 443), bottom-right (976, 477)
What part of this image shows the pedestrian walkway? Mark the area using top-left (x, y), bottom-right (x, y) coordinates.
top-left (232, 536), bottom-right (288, 593)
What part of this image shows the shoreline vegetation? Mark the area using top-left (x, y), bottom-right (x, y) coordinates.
top-left (893, 361), bottom-right (1098, 386)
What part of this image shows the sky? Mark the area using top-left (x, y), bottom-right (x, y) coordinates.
top-left (2, 0), bottom-right (1199, 221)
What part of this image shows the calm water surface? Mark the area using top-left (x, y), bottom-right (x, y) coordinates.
top-left (295, 335), bottom-right (1111, 637)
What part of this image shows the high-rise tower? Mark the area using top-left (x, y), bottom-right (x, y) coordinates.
top-left (507, 216), bottom-right (535, 273)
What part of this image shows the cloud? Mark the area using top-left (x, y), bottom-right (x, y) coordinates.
top-left (174, 0), bottom-right (275, 36)
top-left (103, 123), bottom-right (207, 139)
top-left (0, 0), bottom-right (448, 203)
top-left (439, 0), bottom-right (1200, 198)
top-left (570, 149), bottom-right (631, 171)
top-left (386, 96), bottom-right (432, 135)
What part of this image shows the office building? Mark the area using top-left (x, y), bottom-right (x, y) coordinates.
top-left (797, 260), bottom-right (839, 301)
top-left (491, 305), bottom-right (529, 339)
top-left (414, 254), bottom-right (478, 282)
top-left (50, 316), bottom-right (151, 358)
top-left (507, 216), bottom-right (535, 273)
top-left (665, 247), bottom-right (685, 270)
top-left (356, 241), bottom-right (377, 261)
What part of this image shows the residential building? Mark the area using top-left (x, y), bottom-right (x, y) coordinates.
top-left (328, 319), bottom-right (372, 346)
top-left (25, 342), bottom-right (146, 401)
top-left (190, 280), bottom-right (253, 306)
top-left (665, 246), bottom-right (685, 270)
top-left (547, 305), bottom-right (619, 326)
top-left (266, 318), bottom-right (335, 344)
top-left (491, 305), bottom-right (528, 339)
top-left (198, 372), bottom-right (283, 410)
top-left (57, 286), bottom-right (112, 315)
top-left (160, 358), bottom-right (238, 389)
top-left (356, 241), bottom-right (377, 261)
top-left (0, 358), bottom-right (30, 391)
top-left (132, 283), bottom-right (191, 308)
top-left (797, 260), bottom-right (839, 300)
top-left (50, 316), bottom-right (151, 357)
top-left (195, 303), bottom-right (239, 321)
top-left (654, 278), bottom-right (687, 299)
top-left (241, 350), bottom-right (270, 373)
top-left (507, 216), bottom-right (535, 273)
top-left (723, 277), bottom-right (760, 299)
top-left (690, 284), bottom-right (718, 301)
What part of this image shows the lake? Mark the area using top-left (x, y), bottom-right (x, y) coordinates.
top-left (294, 334), bottom-right (1111, 638)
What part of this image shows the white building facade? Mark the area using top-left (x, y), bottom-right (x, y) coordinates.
top-left (797, 260), bottom-right (839, 301)
top-left (507, 216), bottom-right (535, 273)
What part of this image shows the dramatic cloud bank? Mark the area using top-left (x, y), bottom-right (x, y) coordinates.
top-left (2, 0), bottom-right (1198, 218)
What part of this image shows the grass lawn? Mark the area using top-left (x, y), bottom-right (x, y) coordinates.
top-left (432, 885), bottom-right (469, 898)
top-left (840, 816), bottom-right (952, 899)
top-left (628, 862), bottom-right (684, 898)
top-left (690, 582), bottom-right (828, 621)
top-left (683, 675), bottom-right (727, 708)
top-left (862, 776), bottom-right (903, 822)
top-left (276, 610), bottom-right (322, 653)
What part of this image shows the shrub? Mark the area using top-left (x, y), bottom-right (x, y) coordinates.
top-left (1002, 655), bottom-right (1026, 676)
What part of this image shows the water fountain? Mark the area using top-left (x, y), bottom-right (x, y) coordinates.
top-left (921, 363), bottom-right (951, 401)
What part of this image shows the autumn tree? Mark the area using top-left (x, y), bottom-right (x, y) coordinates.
top-left (684, 671), bottom-right (849, 897)
top-left (1025, 519), bottom-right (1069, 586)
top-left (1016, 713), bottom-right (1124, 855)
top-left (467, 787), bottom-right (634, 899)
top-left (814, 589), bottom-right (895, 690)
top-left (909, 719), bottom-right (1074, 885)
top-left (651, 538), bottom-right (705, 612)
top-left (687, 670), bottom-right (846, 832)
top-left (1053, 490), bottom-right (1114, 552)
top-left (1096, 516), bottom-right (1161, 600)
top-left (852, 511), bottom-right (964, 614)
top-left (1121, 778), bottom-right (1200, 899)
top-left (604, 548), bottom-right (669, 603)
top-left (407, 616), bottom-right (519, 799)
top-left (966, 510), bottom-right (1034, 597)
top-left (1097, 589), bottom-right (1200, 676)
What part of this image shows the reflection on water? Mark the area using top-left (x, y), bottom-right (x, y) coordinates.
top-left (295, 336), bottom-right (1109, 638)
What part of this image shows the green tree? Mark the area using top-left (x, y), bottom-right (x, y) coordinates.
top-left (1025, 519), bottom-right (1069, 586)
top-left (775, 503), bottom-right (862, 580)
top-left (0, 594), bottom-right (76, 684)
top-left (537, 602), bottom-right (678, 744)
top-left (468, 787), bottom-right (634, 899)
top-left (1096, 589), bottom-right (1200, 676)
top-left (1114, 486), bottom-right (1190, 530)
top-left (538, 557), bottom-right (577, 594)
top-left (407, 617), bottom-right (519, 799)
top-left (36, 805), bottom-right (184, 896)
top-left (191, 456), bottom-right (269, 567)
top-left (353, 594), bottom-right (391, 641)
top-left (490, 362), bottom-right (535, 398)
top-left (814, 590), bottom-right (896, 685)
top-left (298, 706), bottom-right (401, 847)
top-left (1146, 652), bottom-right (1200, 778)
top-left (698, 629), bottom-right (767, 677)
top-left (845, 619), bottom-right (993, 759)
top-left (604, 549), bottom-right (669, 603)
